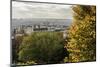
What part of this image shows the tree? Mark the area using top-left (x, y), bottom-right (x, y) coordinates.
top-left (65, 5), bottom-right (96, 62)
top-left (18, 32), bottom-right (67, 64)
top-left (12, 35), bottom-right (24, 64)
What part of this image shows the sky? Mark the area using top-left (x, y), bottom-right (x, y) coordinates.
top-left (12, 1), bottom-right (73, 19)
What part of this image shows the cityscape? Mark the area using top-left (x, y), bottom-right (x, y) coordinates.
top-left (12, 19), bottom-right (72, 39)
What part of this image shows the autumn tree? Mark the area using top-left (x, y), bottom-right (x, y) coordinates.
top-left (65, 5), bottom-right (96, 62)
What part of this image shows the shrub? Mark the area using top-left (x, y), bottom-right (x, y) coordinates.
top-left (18, 32), bottom-right (67, 64)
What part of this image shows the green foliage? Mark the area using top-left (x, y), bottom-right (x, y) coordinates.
top-left (65, 5), bottom-right (96, 62)
top-left (18, 32), bottom-right (67, 64)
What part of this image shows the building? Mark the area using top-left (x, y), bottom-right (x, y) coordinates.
top-left (12, 22), bottom-right (69, 37)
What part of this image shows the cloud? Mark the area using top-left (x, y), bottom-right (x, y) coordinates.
top-left (12, 1), bottom-right (72, 19)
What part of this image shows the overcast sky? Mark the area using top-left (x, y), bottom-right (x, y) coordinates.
top-left (12, 1), bottom-right (73, 19)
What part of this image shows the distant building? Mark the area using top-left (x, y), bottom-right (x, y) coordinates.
top-left (12, 22), bottom-right (69, 37)
top-left (15, 25), bottom-right (25, 34)
top-left (24, 25), bottom-right (34, 34)
top-left (33, 24), bottom-right (48, 32)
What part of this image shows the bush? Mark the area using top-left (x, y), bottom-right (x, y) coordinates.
top-left (18, 32), bottom-right (67, 64)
